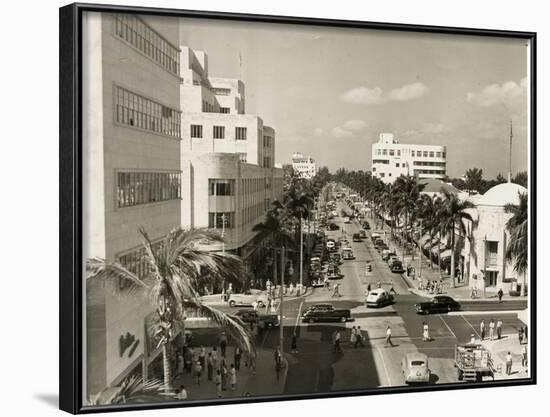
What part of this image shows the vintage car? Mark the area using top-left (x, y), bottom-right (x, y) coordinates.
top-left (402, 352), bottom-right (431, 384)
top-left (343, 217), bottom-right (351, 224)
top-left (415, 296), bottom-right (460, 314)
top-left (382, 251), bottom-right (396, 261)
top-left (359, 229), bottom-right (367, 238)
top-left (342, 247), bottom-right (355, 260)
top-left (366, 289), bottom-right (394, 308)
top-left (328, 223), bottom-right (340, 231)
top-left (390, 260), bottom-right (405, 273)
top-left (227, 289), bottom-right (268, 308)
top-left (234, 309), bottom-right (280, 327)
top-left (301, 305), bottom-right (351, 323)
top-left (352, 233), bottom-right (362, 242)
top-left (326, 240), bottom-right (336, 251)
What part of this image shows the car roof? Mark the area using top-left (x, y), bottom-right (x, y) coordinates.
top-left (405, 352), bottom-right (428, 361)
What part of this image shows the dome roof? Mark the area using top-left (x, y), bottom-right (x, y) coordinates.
top-left (419, 179), bottom-right (460, 194)
top-left (478, 182), bottom-right (527, 207)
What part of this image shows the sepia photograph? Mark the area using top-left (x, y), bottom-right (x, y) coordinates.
top-left (65, 5), bottom-right (534, 411)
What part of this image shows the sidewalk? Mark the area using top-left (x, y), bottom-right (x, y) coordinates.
top-left (171, 347), bottom-right (288, 400)
top-left (376, 221), bottom-right (527, 302)
top-left (480, 334), bottom-right (529, 380)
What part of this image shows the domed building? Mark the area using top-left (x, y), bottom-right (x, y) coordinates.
top-left (462, 182), bottom-right (527, 294)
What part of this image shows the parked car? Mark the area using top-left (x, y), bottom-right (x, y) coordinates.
top-left (366, 289), bottom-right (394, 307)
top-left (326, 240), bottom-right (336, 251)
top-left (383, 251), bottom-right (397, 262)
top-left (415, 296), bottom-right (461, 314)
top-left (402, 352), bottom-right (431, 384)
top-left (328, 223), bottom-right (340, 231)
top-left (302, 306), bottom-right (351, 323)
top-left (363, 222), bottom-right (371, 230)
top-left (227, 289), bottom-right (268, 308)
top-left (234, 309), bottom-right (280, 328)
top-left (342, 247), bottom-right (355, 260)
top-left (391, 260), bottom-right (405, 273)
top-left (352, 233), bottom-right (362, 242)
top-left (359, 229), bottom-right (367, 238)
top-left (387, 256), bottom-right (399, 267)
top-left (343, 217), bottom-right (351, 224)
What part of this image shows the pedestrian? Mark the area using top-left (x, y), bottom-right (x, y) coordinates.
top-left (505, 351), bottom-right (513, 375)
top-left (220, 361), bottom-right (228, 391)
top-left (389, 280), bottom-right (397, 295)
top-left (350, 326), bottom-right (357, 347)
top-left (177, 351), bottom-right (184, 377)
top-left (364, 289), bottom-right (369, 307)
top-left (234, 346), bottom-right (241, 370)
top-left (219, 332), bottom-right (227, 357)
top-left (230, 364), bottom-right (237, 390)
top-left (355, 326), bottom-right (365, 348)
top-left (194, 360), bottom-right (202, 385)
top-left (334, 330), bottom-right (342, 353)
top-left (291, 332), bottom-right (298, 353)
top-left (332, 283), bottom-right (341, 297)
top-left (496, 319), bottom-right (503, 340)
top-left (489, 319), bottom-right (495, 341)
top-left (469, 334), bottom-right (476, 345)
top-left (215, 370), bottom-right (222, 397)
top-left (498, 288), bottom-right (504, 303)
top-left (521, 345), bottom-right (528, 368)
top-left (377, 280), bottom-right (382, 289)
top-left (184, 347), bottom-right (193, 373)
top-left (523, 326), bottom-right (528, 343)
top-left (385, 325), bottom-right (394, 347)
top-left (367, 282), bottom-right (372, 295)
top-left (423, 322), bottom-right (430, 342)
top-left (199, 345), bottom-right (206, 368)
top-left (207, 352), bottom-right (214, 381)
top-left (176, 385), bottom-right (188, 400)
top-left (274, 348), bottom-right (282, 369)
top-left (518, 327), bottom-right (524, 344)
top-left (480, 320), bottom-right (486, 341)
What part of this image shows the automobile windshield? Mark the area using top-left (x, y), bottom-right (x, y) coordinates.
top-left (411, 360), bottom-right (425, 366)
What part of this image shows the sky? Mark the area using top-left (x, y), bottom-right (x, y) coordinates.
top-left (179, 17), bottom-right (529, 179)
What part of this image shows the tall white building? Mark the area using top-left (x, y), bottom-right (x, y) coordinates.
top-left (292, 152), bottom-right (317, 179)
top-left (179, 46), bottom-right (284, 271)
top-left (371, 133), bottom-right (446, 183)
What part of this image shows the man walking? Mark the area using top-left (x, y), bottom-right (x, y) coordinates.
top-left (521, 345), bottom-right (528, 368)
top-left (498, 288), bottom-right (504, 303)
top-left (334, 330), bottom-right (342, 353)
top-left (219, 332), bottom-right (228, 357)
top-left (489, 319), bottom-right (495, 341)
top-left (423, 322), bottom-right (430, 342)
top-left (355, 326), bottom-right (365, 348)
top-left (291, 332), bottom-right (298, 354)
top-left (389, 279), bottom-right (397, 295)
top-left (385, 325), bottom-right (394, 347)
top-left (480, 320), bottom-right (486, 341)
top-left (234, 346), bottom-right (242, 371)
top-left (505, 351), bottom-right (513, 375)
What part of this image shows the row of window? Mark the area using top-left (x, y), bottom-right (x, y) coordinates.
top-left (115, 87), bottom-right (181, 138)
top-left (372, 159), bottom-right (390, 165)
top-left (375, 148), bottom-right (446, 158)
top-left (209, 212), bottom-right (235, 229)
top-left (202, 100), bottom-right (219, 113)
top-left (263, 136), bottom-right (272, 148)
top-left (117, 171), bottom-right (181, 208)
top-left (263, 156), bottom-right (272, 168)
top-left (413, 161), bottom-right (446, 167)
top-left (242, 201), bottom-right (265, 226)
top-left (118, 240), bottom-right (163, 279)
top-left (190, 125), bottom-right (247, 140)
top-left (414, 169), bottom-right (446, 175)
top-left (212, 87), bottom-right (231, 96)
top-left (209, 179), bottom-right (235, 196)
top-left (239, 153), bottom-right (248, 163)
top-left (114, 14), bottom-right (180, 76)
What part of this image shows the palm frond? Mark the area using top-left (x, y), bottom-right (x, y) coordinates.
top-left (86, 257), bottom-right (149, 298)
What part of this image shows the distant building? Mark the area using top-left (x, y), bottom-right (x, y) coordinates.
top-left (292, 152), bottom-right (317, 179)
top-left (179, 46), bottom-right (284, 269)
top-left (372, 133), bottom-right (446, 183)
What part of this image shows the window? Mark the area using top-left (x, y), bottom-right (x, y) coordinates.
top-left (115, 87), bottom-right (181, 138)
top-left (118, 240), bottom-right (163, 280)
top-left (190, 124), bottom-right (203, 138)
top-left (208, 212), bottom-right (234, 229)
top-left (396, 163), bottom-right (400, 168)
top-left (235, 127), bottom-right (247, 140)
top-left (411, 150), bottom-right (415, 157)
top-left (212, 87), bottom-right (231, 96)
top-left (263, 136), bottom-right (271, 147)
top-left (209, 179), bottom-right (235, 196)
top-left (423, 151), bottom-right (429, 157)
top-left (442, 152), bottom-right (446, 158)
top-left (220, 107), bottom-right (230, 114)
top-left (397, 150), bottom-right (401, 156)
top-left (382, 149), bottom-right (387, 155)
top-left (389, 150), bottom-right (395, 156)
top-left (429, 151), bottom-right (435, 157)
top-left (117, 171), bottom-right (181, 208)
top-left (436, 151), bottom-right (442, 157)
top-left (114, 14), bottom-right (180, 76)
top-left (239, 153), bottom-right (247, 163)
top-left (372, 167), bottom-right (376, 172)
top-left (213, 126), bottom-right (225, 139)
top-left (380, 173), bottom-right (385, 178)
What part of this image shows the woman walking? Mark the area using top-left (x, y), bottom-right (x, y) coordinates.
top-left (423, 322), bottom-right (430, 342)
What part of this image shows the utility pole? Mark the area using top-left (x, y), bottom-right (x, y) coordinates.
top-left (279, 246), bottom-right (285, 354)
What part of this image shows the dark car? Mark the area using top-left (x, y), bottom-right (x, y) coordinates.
top-left (382, 251), bottom-right (397, 262)
top-left (390, 260), bottom-right (405, 273)
top-left (359, 229), bottom-right (367, 238)
top-left (234, 309), bottom-right (280, 327)
top-left (363, 221), bottom-right (371, 230)
top-left (329, 223), bottom-right (340, 231)
top-left (302, 305), bottom-right (351, 323)
top-left (352, 233), bottom-right (362, 242)
top-left (415, 296), bottom-right (461, 314)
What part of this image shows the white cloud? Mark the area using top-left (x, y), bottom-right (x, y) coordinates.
top-left (387, 82), bottom-right (429, 101)
top-left (342, 119), bottom-right (367, 131)
top-left (340, 86), bottom-right (384, 105)
top-left (331, 127), bottom-right (353, 138)
top-left (340, 82), bottom-right (428, 105)
top-left (312, 128), bottom-right (324, 136)
top-left (422, 122), bottom-right (448, 134)
top-left (467, 78), bottom-right (527, 107)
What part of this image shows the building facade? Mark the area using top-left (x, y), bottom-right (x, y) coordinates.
top-left (83, 12), bottom-right (183, 397)
top-left (291, 152), bottom-right (317, 179)
top-left (372, 133), bottom-right (447, 183)
top-left (179, 47), bottom-right (284, 271)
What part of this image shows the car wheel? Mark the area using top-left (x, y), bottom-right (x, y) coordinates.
top-left (229, 300), bottom-right (236, 307)
top-left (257, 301), bottom-right (264, 308)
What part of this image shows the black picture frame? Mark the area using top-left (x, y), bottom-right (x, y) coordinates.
top-left (60, 3), bottom-right (537, 414)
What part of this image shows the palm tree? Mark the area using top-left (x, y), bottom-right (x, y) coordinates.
top-left (88, 376), bottom-right (167, 405)
top-left (417, 195), bottom-right (440, 269)
top-left (439, 191), bottom-right (475, 287)
top-left (86, 227), bottom-right (253, 392)
top-left (464, 168), bottom-right (484, 194)
top-left (505, 192), bottom-right (528, 296)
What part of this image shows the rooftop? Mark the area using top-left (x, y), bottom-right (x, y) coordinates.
top-left (477, 182), bottom-right (527, 207)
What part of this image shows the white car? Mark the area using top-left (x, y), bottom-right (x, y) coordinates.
top-left (227, 289), bottom-right (268, 308)
top-left (343, 217), bottom-right (351, 224)
top-left (326, 241), bottom-right (336, 250)
top-left (366, 289), bottom-right (394, 307)
top-left (401, 352), bottom-right (430, 384)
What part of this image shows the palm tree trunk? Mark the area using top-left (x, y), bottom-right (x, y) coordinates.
top-left (438, 227), bottom-right (442, 277)
top-left (450, 224), bottom-right (456, 288)
top-left (521, 271), bottom-right (527, 296)
top-left (162, 343), bottom-right (172, 392)
top-left (429, 232), bottom-right (433, 269)
top-left (273, 247), bottom-right (278, 287)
